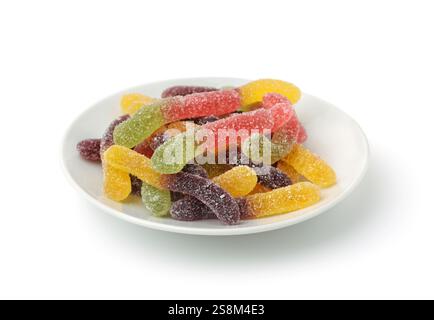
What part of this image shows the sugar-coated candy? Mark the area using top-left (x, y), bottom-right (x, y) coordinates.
top-left (100, 115), bottom-right (130, 153)
top-left (171, 164), bottom-right (209, 201)
top-left (277, 161), bottom-right (305, 184)
top-left (77, 139), bottom-right (101, 162)
top-left (103, 145), bottom-right (165, 189)
top-left (133, 121), bottom-right (189, 157)
top-left (114, 90), bottom-right (240, 148)
top-left (239, 182), bottom-right (321, 218)
top-left (282, 144), bottom-right (336, 187)
top-left (254, 166), bottom-right (292, 189)
top-left (121, 93), bottom-right (156, 115)
top-left (171, 181), bottom-right (318, 221)
top-left (170, 197), bottom-right (215, 221)
top-left (239, 79), bottom-right (301, 107)
top-left (101, 115), bottom-right (131, 201)
top-left (141, 182), bottom-right (171, 217)
top-left (182, 164), bottom-right (208, 178)
top-left (150, 132), bottom-right (195, 174)
top-left (170, 166), bottom-right (257, 221)
top-left (151, 102), bottom-right (294, 174)
top-left (161, 89), bottom-right (240, 123)
top-left (161, 86), bottom-right (217, 98)
top-left (225, 149), bottom-right (291, 190)
top-left (212, 166), bottom-right (257, 197)
top-left (149, 121), bottom-right (190, 151)
top-left (113, 101), bottom-right (166, 148)
top-left (241, 133), bottom-right (288, 165)
top-left (103, 164), bottom-right (132, 201)
top-left (202, 101), bottom-right (293, 134)
top-left (165, 172), bottom-right (240, 224)
top-left (262, 93), bottom-right (307, 145)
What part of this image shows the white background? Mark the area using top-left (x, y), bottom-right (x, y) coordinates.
top-left (1, 0), bottom-right (433, 299)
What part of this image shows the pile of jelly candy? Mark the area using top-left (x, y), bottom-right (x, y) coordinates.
top-left (77, 79), bottom-right (336, 225)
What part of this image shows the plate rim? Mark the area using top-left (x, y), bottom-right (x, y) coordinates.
top-left (61, 77), bottom-right (370, 236)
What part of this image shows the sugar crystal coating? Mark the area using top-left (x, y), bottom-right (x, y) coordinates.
top-left (77, 139), bottom-right (101, 162)
top-left (161, 86), bottom-right (218, 98)
top-left (114, 90), bottom-right (239, 148)
top-left (254, 166), bottom-right (292, 189)
top-left (160, 89), bottom-right (241, 123)
top-left (212, 166), bottom-right (257, 197)
top-left (101, 115), bottom-right (131, 201)
top-left (103, 164), bottom-right (132, 201)
top-left (103, 145), bottom-right (165, 189)
top-left (114, 101), bottom-right (166, 148)
top-left (282, 144), bottom-right (336, 188)
top-left (100, 115), bottom-right (130, 153)
top-left (170, 164), bottom-right (209, 201)
top-left (277, 161), bottom-right (305, 183)
top-left (239, 79), bottom-right (301, 106)
top-left (151, 102), bottom-right (294, 174)
top-left (165, 172), bottom-right (240, 224)
top-left (182, 164), bottom-right (208, 178)
top-left (170, 197), bottom-right (215, 221)
top-left (243, 182), bottom-right (321, 218)
top-left (141, 182), bottom-right (171, 217)
top-left (121, 93), bottom-right (156, 115)
top-left (262, 93), bottom-right (307, 145)
top-left (202, 102), bottom-right (293, 134)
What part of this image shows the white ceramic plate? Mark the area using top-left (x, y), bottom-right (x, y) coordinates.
top-left (62, 77), bottom-right (369, 236)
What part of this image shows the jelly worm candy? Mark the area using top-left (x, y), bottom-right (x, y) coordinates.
top-left (121, 93), bottom-right (156, 115)
top-left (100, 115), bottom-right (131, 201)
top-left (114, 90), bottom-right (241, 148)
top-left (77, 139), bottom-right (101, 162)
top-left (141, 182), bottom-right (171, 217)
top-left (239, 182), bottom-right (321, 218)
top-left (165, 172), bottom-right (240, 225)
top-left (282, 144), bottom-right (336, 188)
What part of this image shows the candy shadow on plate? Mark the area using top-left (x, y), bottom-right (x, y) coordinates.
top-left (82, 156), bottom-right (386, 267)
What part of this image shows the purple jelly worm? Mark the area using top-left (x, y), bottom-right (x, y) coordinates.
top-left (165, 172), bottom-right (240, 225)
top-left (77, 139), bottom-right (101, 162)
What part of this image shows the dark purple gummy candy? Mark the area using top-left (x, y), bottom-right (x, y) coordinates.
top-left (170, 165), bottom-right (209, 202)
top-left (171, 197), bottom-right (216, 221)
top-left (77, 139), bottom-right (101, 162)
top-left (182, 164), bottom-right (208, 178)
top-left (100, 115), bottom-right (130, 155)
top-left (166, 172), bottom-right (240, 225)
top-left (170, 197), bottom-right (252, 221)
top-left (161, 86), bottom-right (218, 98)
top-left (254, 166), bottom-right (292, 189)
top-left (225, 150), bottom-right (291, 189)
